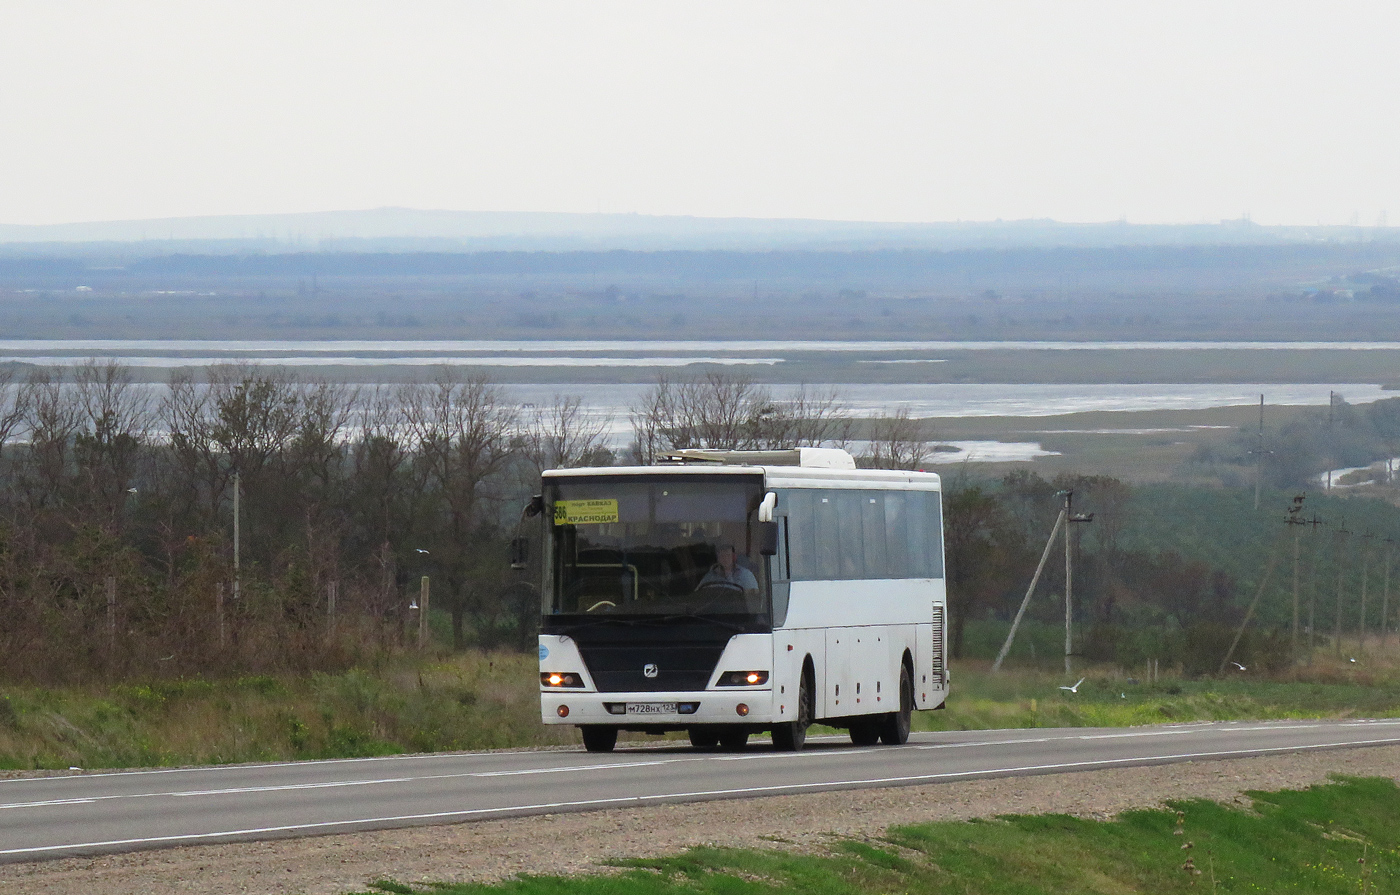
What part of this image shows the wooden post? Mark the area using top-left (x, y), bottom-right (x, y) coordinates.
top-left (418, 576), bottom-right (430, 649)
top-left (216, 582), bottom-right (226, 647)
top-left (327, 580), bottom-right (338, 638)
top-left (105, 576), bottom-right (116, 654)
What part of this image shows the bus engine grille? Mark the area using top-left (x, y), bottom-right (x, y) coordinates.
top-left (578, 642), bottom-right (727, 692)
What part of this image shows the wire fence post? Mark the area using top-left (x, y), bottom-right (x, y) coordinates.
top-left (327, 580), bottom-right (338, 640)
top-left (106, 576), bottom-right (117, 655)
top-left (418, 576), bottom-right (430, 649)
top-left (216, 581), bottom-right (226, 647)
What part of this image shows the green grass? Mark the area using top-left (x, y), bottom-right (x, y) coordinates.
top-left (5, 644), bottom-right (1400, 770)
top-left (351, 776), bottom-right (1400, 895)
top-left (0, 651), bottom-right (569, 770)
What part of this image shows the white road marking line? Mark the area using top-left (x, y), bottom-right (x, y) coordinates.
top-left (4, 721), bottom-right (1398, 809)
top-left (0, 758), bottom-right (715, 811)
top-left (6, 734), bottom-right (1400, 857)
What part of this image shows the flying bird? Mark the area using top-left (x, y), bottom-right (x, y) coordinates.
top-left (1230, 661), bottom-right (1246, 671)
top-left (1059, 677), bottom-right (1086, 693)
top-left (414, 548), bottom-right (430, 554)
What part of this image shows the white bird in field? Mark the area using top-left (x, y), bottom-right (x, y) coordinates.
top-left (1349, 657), bottom-right (1358, 663)
top-left (1230, 661), bottom-right (1246, 671)
top-left (1059, 677), bottom-right (1086, 693)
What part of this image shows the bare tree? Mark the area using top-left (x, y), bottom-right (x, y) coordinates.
top-left (630, 372), bottom-right (849, 460)
top-left (749, 384), bottom-right (852, 449)
top-left (0, 366), bottom-right (29, 452)
top-left (17, 369), bottom-right (79, 508)
top-left (73, 359), bottom-right (151, 522)
top-left (522, 395), bottom-right (612, 473)
top-left (403, 369), bottom-right (518, 649)
top-left (861, 407), bottom-right (931, 470)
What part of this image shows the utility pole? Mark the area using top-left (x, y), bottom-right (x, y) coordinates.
top-left (232, 470), bottom-right (241, 602)
top-left (1286, 494), bottom-right (1306, 652)
top-left (1064, 490), bottom-right (1073, 675)
top-left (993, 507), bottom-right (1066, 673)
top-left (1335, 519), bottom-right (1351, 658)
top-left (1360, 533), bottom-right (1375, 651)
top-left (1061, 490), bottom-right (1094, 676)
top-left (1306, 514), bottom-right (1325, 657)
top-left (1251, 394), bottom-right (1270, 511)
top-left (1384, 536), bottom-right (1396, 650)
top-left (1327, 391), bottom-right (1336, 491)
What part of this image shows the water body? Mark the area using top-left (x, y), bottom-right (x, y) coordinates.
top-left (505, 382), bottom-right (1394, 421)
top-left (6, 339), bottom-right (1400, 355)
top-left (4, 355), bottom-right (784, 368)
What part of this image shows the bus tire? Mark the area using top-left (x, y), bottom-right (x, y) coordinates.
top-left (771, 668), bottom-right (813, 751)
top-left (848, 720), bottom-right (880, 746)
top-left (689, 728), bottom-right (720, 750)
top-left (879, 666), bottom-right (913, 745)
top-left (581, 726), bottom-right (618, 753)
top-left (718, 727), bottom-right (749, 751)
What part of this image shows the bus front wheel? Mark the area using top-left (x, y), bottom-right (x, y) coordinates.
top-left (879, 666), bottom-right (913, 745)
top-left (772, 668), bottom-right (813, 752)
top-left (581, 726), bottom-right (618, 753)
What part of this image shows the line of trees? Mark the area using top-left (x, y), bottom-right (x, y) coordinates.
top-left (0, 364), bottom-right (935, 683)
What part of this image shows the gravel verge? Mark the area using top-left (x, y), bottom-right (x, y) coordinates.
top-left (3, 744), bottom-right (1399, 895)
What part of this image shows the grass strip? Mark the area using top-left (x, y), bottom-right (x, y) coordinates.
top-left (354, 775), bottom-right (1400, 895)
top-left (3, 652), bottom-right (1400, 770)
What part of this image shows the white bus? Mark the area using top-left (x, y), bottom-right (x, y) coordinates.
top-left (527, 447), bottom-right (947, 752)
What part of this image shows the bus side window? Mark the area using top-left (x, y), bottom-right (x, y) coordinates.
top-left (885, 493), bottom-right (910, 577)
top-left (861, 492), bottom-right (888, 579)
top-left (926, 491), bottom-right (945, 578)
top-left (906, 492), bottom-right (930, 577)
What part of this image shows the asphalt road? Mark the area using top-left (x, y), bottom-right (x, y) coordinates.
top-left (4, 718), bottom-right (1400, 863)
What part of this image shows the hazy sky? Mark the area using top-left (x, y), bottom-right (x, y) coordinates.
top-left (3, 2), bottom-right (1397, 227)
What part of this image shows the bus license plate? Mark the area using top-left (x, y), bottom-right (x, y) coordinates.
top-left (627, 702), bottom-right (677, 715)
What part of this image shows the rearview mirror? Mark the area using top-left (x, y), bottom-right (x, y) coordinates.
top-left (509, 537), bottom-right (529, 570)
top-left (758, 520), bottom-right (779, 557)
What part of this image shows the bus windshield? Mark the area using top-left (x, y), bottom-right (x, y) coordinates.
top-left (543, 474), bottom-right (768, 624)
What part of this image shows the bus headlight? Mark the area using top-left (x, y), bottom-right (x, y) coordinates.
top-left (541, 672), bottom-right (585, 688)
top-left (717, 670), bottom-right (769, 687)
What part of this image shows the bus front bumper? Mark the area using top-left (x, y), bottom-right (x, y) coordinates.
top-left (541, 690), bottom-right (775, 727)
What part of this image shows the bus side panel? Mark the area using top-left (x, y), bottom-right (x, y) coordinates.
top-left (771, 626), bottom-right (824, 725)
top-left (783, 579), bottom-right (931, 627)
top-left (914, 623), bottom-right (935, 709)
top-left (823, 629), bottom-right (849, 717)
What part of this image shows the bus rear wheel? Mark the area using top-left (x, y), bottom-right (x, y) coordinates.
top-left (581, 726), bottom-right (618, 753)
top-left (848, 720), bottom-right (880, 746)
top-left (772, 668), bottom-right (813, 752)
top-left (689, 728), bottom-right (720, 750)
top-left (879, 666), bottom-right (913, 745)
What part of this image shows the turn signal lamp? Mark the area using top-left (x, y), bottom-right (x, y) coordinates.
top-left (540, 672), bottom-right (585, 688)
top-left (736, 703), bottom-right (749, 716)
top-left (717, 670), bottom-right (769, 687)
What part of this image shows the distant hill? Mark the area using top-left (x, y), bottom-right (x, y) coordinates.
top-left (3, 208), bottom-right (1398, 257)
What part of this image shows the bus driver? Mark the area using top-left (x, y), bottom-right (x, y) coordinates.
top-left (697, 542), bottom-right (759, 595)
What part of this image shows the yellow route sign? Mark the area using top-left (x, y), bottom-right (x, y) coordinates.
top-left (553, 499), bottom-right (619, 525)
